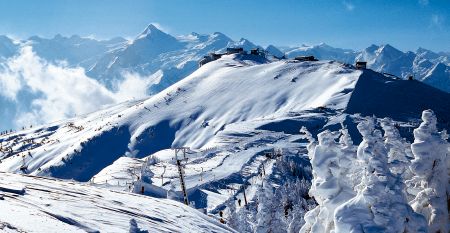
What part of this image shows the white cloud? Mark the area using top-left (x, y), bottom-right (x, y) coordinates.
top-left (114, 71), bottom-right (162, 101)
top-left (419, 0), bottom-right (429, 6)
top-left (0, 68), bottom-right (22, 100)
top-left (342, 1), bottom-right (355, 11)
top-left (430, 14), bottom-right (445, 29)
top-left (0, 46), bottom-right (154, 128)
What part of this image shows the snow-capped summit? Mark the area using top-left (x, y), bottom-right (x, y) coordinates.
top-left (265, 45), bottom-right (284, 58)
top-left (227, 38), bottom-right (261, 51)
top-left (135, 24), bottom-right (176, 42)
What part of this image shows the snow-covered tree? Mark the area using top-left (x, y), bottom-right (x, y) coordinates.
top-left (334, 117), bottom-right (427, 233)
top-left (380, 118), bottom-right (412, 178)
top-left (255, 181), bottom-right (284, 233)
top-left (406, 110), bottom-right (449, 233)
top-left (300, 126), bottom-right (316, 160)
top-left (166, 180), bottom-right (178, 201)
top-left (338, 126), bottom-right (358, 190)
top-left (300, 129), bottom-right (355, 233)
top-left (228, 202), bottom-right (253, 233)
top-left (132, 157), bottom-right (155, 194)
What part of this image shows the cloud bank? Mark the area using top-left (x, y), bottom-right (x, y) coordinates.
top-left (0, 46), bottom-right (151, 128)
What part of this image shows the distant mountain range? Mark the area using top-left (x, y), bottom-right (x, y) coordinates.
top-left (1, 24), bottom-right (448, 94)
top-left (0, 24), bottom-right (448, 130)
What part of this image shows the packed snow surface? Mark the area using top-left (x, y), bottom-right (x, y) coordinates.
top-left (0, 172), bottom-right (233, 233)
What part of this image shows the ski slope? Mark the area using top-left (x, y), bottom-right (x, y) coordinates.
top-left (0, 172), bottom-right (233, 233)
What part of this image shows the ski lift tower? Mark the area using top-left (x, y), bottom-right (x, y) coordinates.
top-left (172, 147), bottom-right (190, 205)
top-left (173, 147), bottom-right (190, 161)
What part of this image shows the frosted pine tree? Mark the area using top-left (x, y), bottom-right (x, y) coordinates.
top-left (338, 126), bottom-right (359, 190)
top-left (300, 126), bottom-right (316, 160)
top-left (334, 117), bottom-right (427, 233)
top-left (300, 130), bottom-right (355, 233)
top-left (380, 118), bottom-right (412, 178)
top-left (406, 110), bottom-right (449, 233)
top-left (255, 181), bottom-right (284, 233)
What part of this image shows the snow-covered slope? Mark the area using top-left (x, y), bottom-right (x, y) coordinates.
top-left (1, 54), bottom-right (449, 232)
top-left (0, 172), bottom-right (233, 233)
top-left (0, 55), bottom-right (361, 178)
top-left (1, 54), bottom-right (449, 179)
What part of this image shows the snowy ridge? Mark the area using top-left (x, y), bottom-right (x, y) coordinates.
top-left (0, 55), bottom-right (361, 178)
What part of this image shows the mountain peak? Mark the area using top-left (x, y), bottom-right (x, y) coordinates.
top-left (143, 24), bottom-right (161, 33)
top-left (136, 24), bottom-right (169, 40)
top-left (379, 44), bottom-right (399, 52)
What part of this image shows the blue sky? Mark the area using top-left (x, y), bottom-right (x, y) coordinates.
top-left (0, 0), bottom-right (448, 52)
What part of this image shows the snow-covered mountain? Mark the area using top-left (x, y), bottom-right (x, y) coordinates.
top-left (1, 25), bottom-right (448, 96)
top-left (284, 43), bottom-right (357, 64)
top-left (1, 54), bottom-right (449, 232)
top-left (1, 25), bottom-right (449, 133)
top-left (28, 34), bottom-right (127, 69)
top-left (282, 43), bottom-right (450, 92)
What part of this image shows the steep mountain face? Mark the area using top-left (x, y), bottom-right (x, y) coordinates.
top-left (1, 25), bottom-right (448, 96)
top-left (265, 45), bottom-right (284, 58)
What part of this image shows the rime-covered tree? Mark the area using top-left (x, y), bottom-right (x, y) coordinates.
top-left (300, 126), bottom-right (316, 160)
top-left (334, 117), bottom-right (427, 233)
top-left (300, 129), bottom-right (355, 233)
top-left (406, 110), bottom-right (449, 233)
top-left (380, 118), bottom-right (412, 178)
top-left (255, 181), bottom-right (280, 233)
